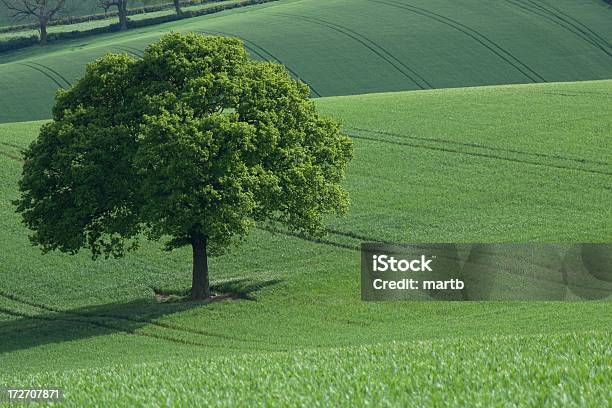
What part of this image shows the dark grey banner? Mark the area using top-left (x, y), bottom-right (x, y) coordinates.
top-left (361, 243), bottom-right (612, 301)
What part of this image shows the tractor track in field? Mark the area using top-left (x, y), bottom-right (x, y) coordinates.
top-left (120, 45), bottom-right (144, 56)
top-left (519, 0), bottom-right (610, 51)
top-left (347, 126), bottom-right (611, 167)
top-left (504, 0), bottom-right (612, 59)
top-left (0, 290), bottom-right (280, 349)
top-left (263, 12), bottom-right (433, 90)
top-left (18, 63), bottom-right (65, 90)
top-left (370, 0), bottom-right (546, 83)
top-left (196, 29), bottom-right (322, 97)
top-left (506, 0), bottom-right (612, 57)
top-left (257, 225), bottom-right (397, 251)
top-left (113, 46), bottom-right (144, 58)
top-left (326, 228), bottom-right (396, 245)
top-left (533, 0), bottom-right (611, 49)
top-left (0, 149), bottom-right (23, 163)
top-left (542, 91), bottom-right (612, 99)
top-left (0, 304), bottom-right (265, 352)
top-left (257, 225), bottom-right (359, 251)
top-left (0, 141), bottom-right (25, 150)
top-left (347, 130), bottom-right (612, 177)
top-left (26, 62), bottom-right (72, 88)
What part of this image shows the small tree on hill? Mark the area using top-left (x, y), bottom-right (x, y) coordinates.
top-left (1, 0), bottom-right (67, 44)
top-left (97, 0), bottom-right (129, 30)
top-left (15, 33), bottom-right (353, 300)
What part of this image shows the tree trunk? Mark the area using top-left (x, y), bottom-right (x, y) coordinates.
top-left (39, 19), bottom-right (48, 45)
top-left (173, 0), bottom-right (182, 16)
top-left (191, 234), bottom-right (211, 299)
top-left (118, 1), bottom-right (128, 30)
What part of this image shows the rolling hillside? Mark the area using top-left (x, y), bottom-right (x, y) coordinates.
top-left (1, 80), bottom-right (610, 396)
top-left (0, 0), bottom-right (611, 123)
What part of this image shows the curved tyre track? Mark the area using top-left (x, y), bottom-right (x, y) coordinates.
top-left (522, 0), bottom-right (611, 51)
top-left (112, 46), bottom-right (143, 58)
top-left (257, 225), bottom-right (359, 251)
top-left (533, 0), bottom-right (611, 49)
top-left (264, 11), bottom-right (433, 90)
top-left (197, 29), bottom-right (322, 97)
top-left (27, 62), bottom-right (72, 88)
top-left (18, 63), bottom-right (65, 89)
top-left (347, 129), bottom-right (612, 176)
top-left (0, 290), bottom-right (279, 350)
top-left (370, 0), bottom-right (546, 83)
top-left (505, 0), bottom-right (612, 58)
top-left (347, 126), bottom-right (611, 167)
top-left (0, 150), bottom-right (23, 162)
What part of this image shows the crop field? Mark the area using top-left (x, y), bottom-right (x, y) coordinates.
top-left (0, 0), bottom-right (611, 123)
top-left (0, 80), bottom-right (610, 404)
top-left (0, 0), bottom-right (611, 404)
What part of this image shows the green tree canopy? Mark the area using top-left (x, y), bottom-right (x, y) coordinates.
top-left (15, 32), bottom-right (353, 299)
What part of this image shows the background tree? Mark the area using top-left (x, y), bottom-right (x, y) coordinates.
top-left (0, 0), bottom-right (67, 44)
top-left (97, 0), bottom-right (128, 30)
top-left (15, 33), bottom-right (353, 300)
top-left (173, 0), bottom-right (181, 16)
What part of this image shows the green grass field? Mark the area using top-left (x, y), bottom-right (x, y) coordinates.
top-left (0, 0), bottom-right (611, 123)
top-left (1, 80), bottom-right (610, 405)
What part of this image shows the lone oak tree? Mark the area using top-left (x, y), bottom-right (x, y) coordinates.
top-left (15, 33), bottom-right (353, 300)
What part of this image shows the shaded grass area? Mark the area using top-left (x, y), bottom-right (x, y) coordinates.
top-left (3, 331), bottom-right (611, 407)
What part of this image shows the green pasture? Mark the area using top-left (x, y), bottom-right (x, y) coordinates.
top-left (0, 81), bottom-right (610, 400)
top-left (0, 0), bottom-right (610, 123)
top-left (4, 332), bottom-right (611, 407)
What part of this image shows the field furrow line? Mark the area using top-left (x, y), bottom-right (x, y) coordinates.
top-left (505, 0), bottom-right (612, 58)
top-left (536, 0), bottom-right (611, 49)
top-left (265, 12), bottom-right (429, 90)
top-left (325, 228), bottom-right (395, 245)
top-left (120, 45), bottom-right (145, 56)
top-left (370, 0), bottom-right (546, 83)
top-left (196, 29), bottom-right (323, 97)
top-left (0, 304), bottom-right (259, 351)
top-left (112, 46), bottom-right (143, 58)
top-left (264, 12), bottom-right (433, 90)
top-left (347, 126), bottom-right (611, 167)
top-left (542, 91), bottom-right (612, 99)
top-left (0, 149), bottom-right (23, 163)
top-left (257, 225), bottom-right (359, 251)
top-left (18, 63), bottom-right (65, 90)
top-left (27, 62), bottom-right (72, 88)
top-left (521, 0), bottom-right (611, 51)
top-left (0, 290), bottom-right (279, 348)
top-left (347, 131), bottom-right (612, 176)
top-left (0, 141), bottom-right (25, 150)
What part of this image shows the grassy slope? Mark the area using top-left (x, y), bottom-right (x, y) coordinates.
top-left (6, 332), bottom-right (612, 407)
top-left (0, 81), bottom-right (610, 392)
top-left (0, 0), bottom-right (611, 123)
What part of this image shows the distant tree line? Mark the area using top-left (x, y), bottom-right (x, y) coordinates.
top-left (0, 0), bottom-right (277, 50)
top-left (0, 0), bottom-right (229, 45)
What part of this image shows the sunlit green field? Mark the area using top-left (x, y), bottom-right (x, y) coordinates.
top-left (6, 332), bottom-right (611, 407)
top-left (0, 80), bottom-right (610, 405)
top-left (1, 0), bottom-right (611, 122)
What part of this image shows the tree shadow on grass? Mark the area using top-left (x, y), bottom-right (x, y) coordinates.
top-left (0, 278), bottom-right (282, 355)
top-left (153, 278), bottom-right (282, 302)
